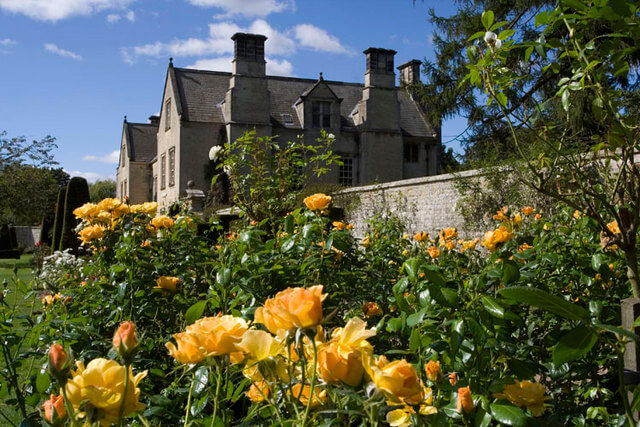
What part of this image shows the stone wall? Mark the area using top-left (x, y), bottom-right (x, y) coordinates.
top-left (13, 226), bottom-right (41, 250)
top-left (334, 168), bottom-right (484, 238)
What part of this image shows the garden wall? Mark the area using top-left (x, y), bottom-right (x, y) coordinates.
top-left (13, 226), bottom-right (40, 250)
top-left (334, 168), bottom-right (484, 238)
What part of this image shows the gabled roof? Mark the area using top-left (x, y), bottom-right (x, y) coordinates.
top-left (166, 65), bottom-right (436, 138)
top-left (124, 121), bottom-right (157, 162)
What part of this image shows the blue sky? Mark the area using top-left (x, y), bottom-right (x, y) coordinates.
top-left (0, 0), bottom-right (466, 182)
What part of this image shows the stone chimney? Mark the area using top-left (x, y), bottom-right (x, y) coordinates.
top-left (364, 48), bottom-right (397, 88)
top-left (148, 115), bottom-right (160, 125)
top-left (397, 60), bottom-right (421, 86)
top-left (231, 32), bottom-right (267, 77)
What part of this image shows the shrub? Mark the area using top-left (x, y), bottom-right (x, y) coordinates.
top-left (59, 177), bottom-right (89, 253)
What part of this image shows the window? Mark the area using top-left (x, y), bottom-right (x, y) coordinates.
top-left (123, 180), bottom-right (127, 198)
top-left (404, 143), bottom-right (419, 163)
top-left (339, 158), bottom-right (353, 186)
top-left (120, 182), bottom-right (124, 199)
top-left (121, 145), bottom-right (125, 166)
top-left (161, 153), bottom-right (166, 190)
top-left (168, 147), bottom-right (175, 187)
top-left (280, 113), bottom-right (294, 126)
top-left (152, 176), bottom-right (158, 201)
top-left (312, 101), bottom-right (331, 128)
top-left (165, 99), bottom-right (171, 131)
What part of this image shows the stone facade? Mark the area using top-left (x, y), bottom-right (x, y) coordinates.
top-left (335, 169), bottom-right (484, 238)
top-left (116, 32), bottom-right (441, 209)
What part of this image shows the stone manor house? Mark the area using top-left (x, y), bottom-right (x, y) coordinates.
top-left (116, 32), bottom-right (441, 207)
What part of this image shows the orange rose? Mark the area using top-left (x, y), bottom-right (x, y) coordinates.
top-left (165, 332), bottom-right (205, 364)
top-left (440, 227), bottom-right (458, 242)
top-left (290, 383), bottom-right (326, 407)
top-left (427, 246), bottom-right (440, 259)
top-left (304, 193), bottom-right (332, 211)
top-left (522, 206), bottom-right (534, 216)
top-left (48, 344), bottom-right (68, 376)
top-left (43, 394), bottom-right (65, 424)
top-left (155, 276), bottom-right (179, 292)
top-left (457, 386), bottom-right (473, 413)
top-left (607, 220), bottom-right (621, 234)
top-left (481, 226), bottom-right (512, 252)
top-left (113, 321), bottom-right (138, 359)
top-left (254, 286), bottom-right (325, 334)
top-left (246, 381), bottom-right (270, 402)
top-left (363, 302), bottom-right (382, 318)
top-left (364, 354), bottom-right (424, 405)
top-left (424, 360), bottom-right (442, 382)
top-left (414, 232), bottom-right (429, 242)
top-left (332, 221), bottom-right (346, 231)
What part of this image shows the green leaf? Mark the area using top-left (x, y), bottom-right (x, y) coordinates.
top-left (498, 29), bottom-right (516, 40)
top-left (403, 258), bottom-right (423, 281)
top-left (216, 268), bottom-right (231, 287)
top-left (591, 254), bottom-right (607, 272)
top-left (407, 308), bottom-right (427, 327)
top-left (594, 322), bottom-right (640, 343)
top-left (500, 287), bottom-right (590, 322)
top-left (439, 287), bottom-right (459, 308)
top-left (36, 372), bottom-right (50, 393)
top-left (468, 31), bottom-right (486, 41)
top-left (561, 89), bottom-right (570, 111)
top-left (490, 402), bottom-right (527, 426)
top-left (553, 326), bottom-right (598, 366)
top-left (496, 92), bottom-right (508, 107)
top-left (534, 11), bottom-right (550, 27)
top-left (501, 260), bottom-right (520, 284)
top-left (422, 266), bottom-right (446, 287)
top-left (193, 366), bottom-right (209, 396)
top-left (284, 214), bottom-right (294, 234)
top-left (409, 328), bottom-right (421, 352)
top-left (185, 301), bottom-right (207, 325)
top-left (482, 296), bottom-right (505, 318)
top-left (481, 10), bottom-right (494, 30)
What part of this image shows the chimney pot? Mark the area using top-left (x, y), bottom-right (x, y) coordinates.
top-left (397, 60), bottom-right (421, 85)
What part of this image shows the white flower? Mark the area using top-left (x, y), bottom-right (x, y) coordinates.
top-left (484, 31), bottom-right (498, 44)
top-left (209, 145), bottom-right (222, 161)
top-left (327, 133), bottom-right (335, 140)
top-left (492, 39), bottom-right (502, 50)
top-left (223, 164), bottom-right (232, 175)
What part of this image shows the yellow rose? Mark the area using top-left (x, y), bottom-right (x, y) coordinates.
top-left (237, 329), bottom-right (283, 362)
top-left (151, 215), bottom-right (174, 229)
top-left (424, 360), bottom-right (442, 382)
top-left (494, 380), bottom-right (550, 417)
top-left (364, 354), bottom-right (424, 405)
top-left (97, 198), bottom-right (123, 211)
top-left (457, 386), bottom-right (473, 413)
top-left (290, 383), bottom-right (326, 407)
top-left (246, 381), bottom-right (270, 403)
top-left (332, 221), bottom-right (346, 231)
top-left (73, 203), bottom-right (100, 221)
top-left (317, 318), bottom-right (376, 387)
top-left (386, 406), bottom-right (414, 427)
top-left (304, 193), bottom-right (332, 211)
top-left (78, 224), bottom-right (106, 244)
top-left (155, 276), bottom-right (179, 293)
top-left (64, 358), bottom-right (146, 426)
top-left (461, 238), bottom-right (479, 253)
top-left (185, 315), bottom-right (248, 357)
top-left (254, 285), bottom-right (325, 334)
top-left (481, 226), bottom-right (512, 252)
top-left (513, 212), bottom-right (522, 226)
top-left (130, 202), bottom-right (158, 215)
top-left (165, 332), bottom-right (206, 364)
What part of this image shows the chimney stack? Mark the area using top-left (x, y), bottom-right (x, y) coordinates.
top-left (231, 32), bottom-right (267, 76)
top-left (148, 115), bottom-right (160, 125)
top-left (397, 60), bottom-right (421, 86)
top-left (364, 47), bottom-right (397, 88)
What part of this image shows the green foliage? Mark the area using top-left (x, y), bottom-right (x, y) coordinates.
top-left (216, 129), bottom-right (342, 227)
top-left (0, 165), bottom-right (60, 226)
top-left (0, 131), bottom-right (57, 170)
top-left (88, 179), bottom-right (116, 203)
top-left (59, 177), bottom-right (89, 252)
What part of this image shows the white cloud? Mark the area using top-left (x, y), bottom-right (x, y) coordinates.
top-left (188, 55), bottom-right (293, 75)
top-left (106, 9), bottom-right (134, 23)
top-left (0, 38), bottom-right (16, 54)
top-left (122, 19), bottom-right (295, 63)
top-left (44, 43), bottom-right (83, 60)
top-left (83, 150), bottom-right (120, 164)
top-left (121, 19), bottom-right (350, 65)
top-left (64, 170), bottom-right (109, 183)
top-left (186, 0), bottom-right (293, 18)
top-left (293, 24), bottom-right (352, 55)
top-left (0, 0), bottom-right (135, 22)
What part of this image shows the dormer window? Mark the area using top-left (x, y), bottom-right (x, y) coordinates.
top-left (312, 101), bottom-right (331, 128)
top-left (280, 113), bottom-right (294, 126)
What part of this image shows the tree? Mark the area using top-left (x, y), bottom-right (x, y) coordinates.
top-left (0, 131), bottom-right (57, 170)
top-left (465, 3), bottom-right (640, 299)
top-left (89, 179), bottom-right (116, 203)
top-left (418, 0), bottom-right (639, 165)
top-left (0, 165), bottom-right (60, 226)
